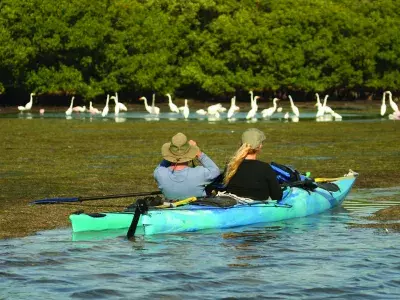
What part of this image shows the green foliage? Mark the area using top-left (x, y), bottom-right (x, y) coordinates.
top-left (0, 0), bottom-right (400, 100)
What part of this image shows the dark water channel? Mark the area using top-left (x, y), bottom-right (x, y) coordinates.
top-left (1, 187), bottom-right (399, 299)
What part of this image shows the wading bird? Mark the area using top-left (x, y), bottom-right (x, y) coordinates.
top-left (114, 93), bottom-right (128, 111)
top-left (72, 105), bottom-right (86, 113)
top-left (89, 101), bottom-right (101, 115)
top-left (227, 96), bottom-right (240, 119)
top-left (288, 95), bottom-right (300, 117)
top-left (196, 109), bottom-right (207, 115)
top-left (166, 93), bottom-right (180, 113)
top-left (207, 103), bottom-right (222, 117)
top-left (139, 96), bottom-right (160, 115)
top-left (65, 97), bottom-right (74, 116)
top-left (246, 96), bottom-right (260, 119)
top-left (380, 92), bottom-right (387, 116)
top-left (101, 95), bottom-right (110, 117)
top-left (182, 99), bottom-right (190, 119)
top-left (261, 98), bottom-right (280, 118)
top-left (386, 91), bottom-right (399, 113)
top-left (18, 93), bottom-right (35, 112)
top-left (322, 95), bottom-right (333, 115)
top-left (315, 93), bottom-right (325, 118)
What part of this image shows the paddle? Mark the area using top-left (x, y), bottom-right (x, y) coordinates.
top-left (314, 176), bottom-right (353, 183)
top-left (30, 191), bottom-right (162, 205)
top-left (127, 198), bottom-right (148, 240)
top-left (155, 196), bottom-right (197, 208)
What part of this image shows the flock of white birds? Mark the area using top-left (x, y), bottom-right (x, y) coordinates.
top-left (15, 90), bottom-right (400, 121)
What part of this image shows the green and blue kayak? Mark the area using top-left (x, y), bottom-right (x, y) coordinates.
top-left (69, 174), bottom-right (357, 236)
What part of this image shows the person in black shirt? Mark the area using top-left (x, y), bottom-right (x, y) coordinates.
top-left (223, 128), bottom-right (282, 200)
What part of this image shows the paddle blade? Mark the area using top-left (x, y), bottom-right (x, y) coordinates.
top-left (30, 197), bottom-right (80, 205)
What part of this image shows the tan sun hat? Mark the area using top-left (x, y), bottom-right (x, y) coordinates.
top-left (161, 133), bottom-right (199, 163)
top-left (241, 128), bottom-right (266, 150)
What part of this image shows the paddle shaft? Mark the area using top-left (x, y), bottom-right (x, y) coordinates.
top-left (79, 191), bottom-right (161, 201)
top-left (31, 191), bottom-right (162, 205)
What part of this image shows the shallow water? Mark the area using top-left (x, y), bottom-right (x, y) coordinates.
top-left (1, 188), bottom-right (399, 299)
top-left (0, 109), bottom-right (389, 123)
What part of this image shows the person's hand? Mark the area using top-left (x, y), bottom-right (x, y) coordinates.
top-left (189, 140), bottom-right (202, 157)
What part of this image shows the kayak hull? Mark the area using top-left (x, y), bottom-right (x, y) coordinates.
top-left (69, 176), bottom-right (356, 235)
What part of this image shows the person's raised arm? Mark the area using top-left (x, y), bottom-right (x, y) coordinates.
top-left (189, 140), bottom-right (220, 180)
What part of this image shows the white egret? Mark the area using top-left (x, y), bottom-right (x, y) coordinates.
top-left (331, 110), bottom-right (342, 120)
top-left (386, 91), bottom-right (399, 113)
top-left (246, 96), bottom-right (260, 119)
top-left (166, 93), bottom-right (180, 113)
top-left (253, 95), bottom-right (260, 111)
top-left (111, 93), bottom-right (127, 112)
top-left (249, 90), bottom-right (254, 106)
top-left (322, 95), bottom-right (333, 114)
top-left (207, 111), bottom-right (220, 121)
top-left (388, 111), bottom-right (400, 120)
top-left (72, 105), bottom-right (86, 113)
top-left (115, 93), bottom-right (128, 111)
top-left (182, 99), bottom-right (190, 119)
top-left (89, 101), bottom-right (101, 114)
top-left (380, 92), bottom-right (387, 116)
top-left (248, 90), bottom-right (261, 110)
top-left (65, 96), bottom-right (74, 116)
top-left (217, 105), bottom-right (227, 113)
top-left (18, 93), bottom-right (35, 112)
top-left (315, 93), bottom-right (325, 117)
top-left (227, 96), bottom-right (240, 119)
top-left (102, 95), bottom-right (110, 117)
top-left (139, 96), bottom-right (160, 115)
top-left (207, 103), bottom-right (222, 116)
top-left (151, 93), bottom-right (160, 115)
top-left (261, 98), bottom-right (280, 118)
top-left (196, 109), bottom-right (207, 115)
top-left (288, 95), bottom-right (300, 117)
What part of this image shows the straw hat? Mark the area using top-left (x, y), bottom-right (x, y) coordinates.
top-left (161, 133), bottom-right (199, 163)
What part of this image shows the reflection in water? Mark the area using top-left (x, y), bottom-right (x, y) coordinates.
top-left (114, 117), bottom-right (127, 123)
top-left (291, 115), bottom-right (299, 122)
top-left (246, 117), bottom-right (258, 123)
top-left (144, 116), bottom-right (160, 121)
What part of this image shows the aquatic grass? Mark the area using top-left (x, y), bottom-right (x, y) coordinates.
top-left (0, 117), bottom-right (399, 238)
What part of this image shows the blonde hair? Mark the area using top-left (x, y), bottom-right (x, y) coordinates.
top-left (223, 143), bottom-right (259, 185)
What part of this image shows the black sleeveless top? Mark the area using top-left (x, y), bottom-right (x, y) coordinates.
top-left (225, 160), bottom-right (283, 200)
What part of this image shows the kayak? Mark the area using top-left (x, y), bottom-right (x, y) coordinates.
top-left (69, 174), bottom-right (357, 236)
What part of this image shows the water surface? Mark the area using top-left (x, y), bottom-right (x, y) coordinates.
top-left (1, 188), bottom-right (399, 299)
